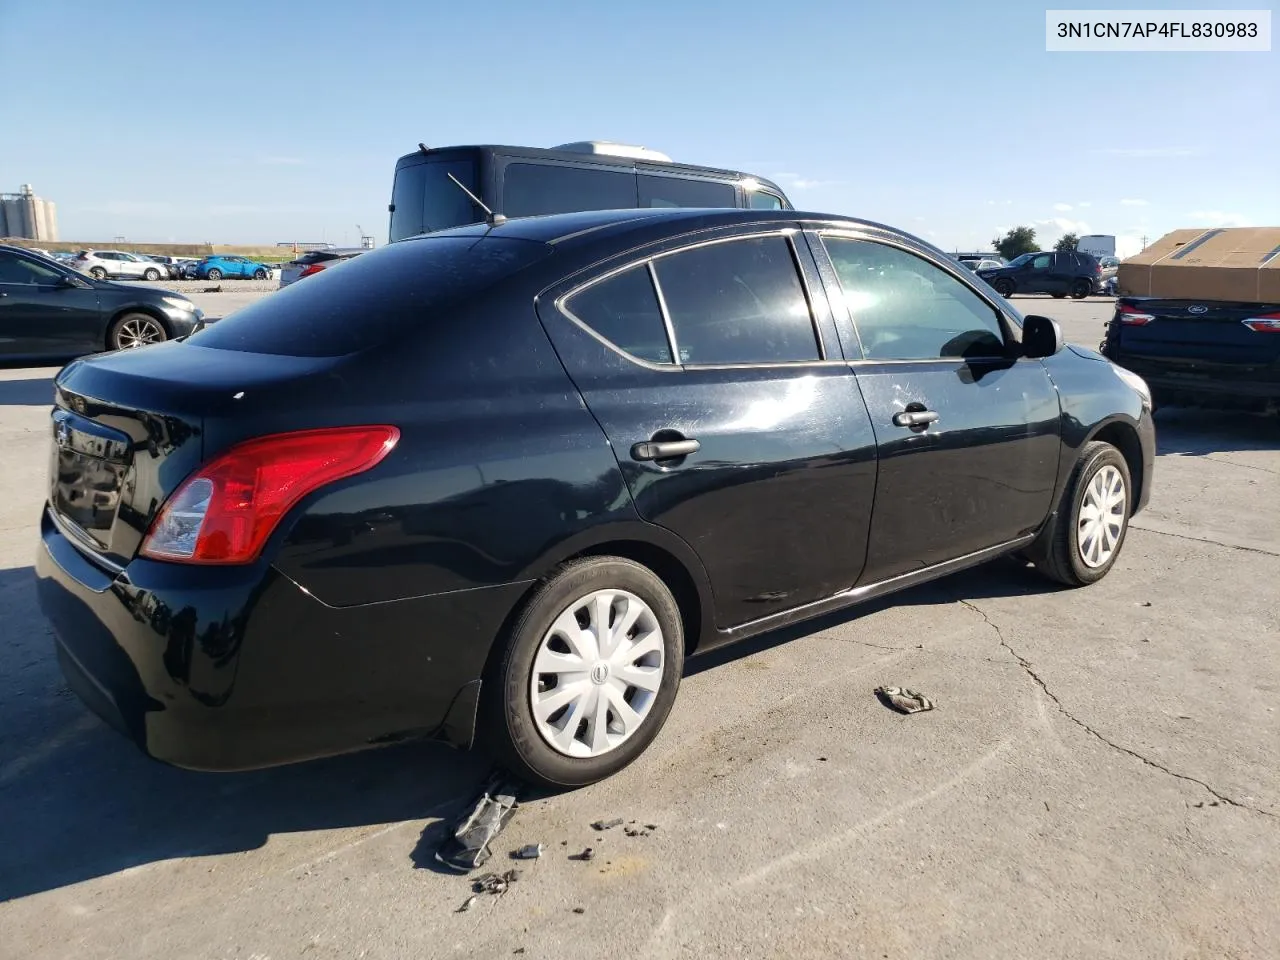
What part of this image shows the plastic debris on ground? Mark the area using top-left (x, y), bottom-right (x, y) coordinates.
top-left (874, 685), bottom-right (936, 714)
top-left (573, 847), bottom-right (595, 862)
top-left (512, 843), bottom-right (543, 860)
top-left (457, 895), bottom-right (477, 913)
top-left (435, 772), bottom-right (523, 872)
top-left (473, 869), bottom-right (522, 896)
top-left (591, 817), bottom-right (624, 831)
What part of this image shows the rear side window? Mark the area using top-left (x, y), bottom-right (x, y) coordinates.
top-left (187, 237), bottom-right (552, 357)
top-left (638, 175), bottom-right (736, 209)
top-left (503, 163), bottom-right (636, 218)
top-left (653, 236), bottom-right (820, 365)
top-left (748, 190), bottom-right (784, 210)
top-left (563, 266), bottom-right (673, 363)
top-left (389, 159), bottom-right (480, 241)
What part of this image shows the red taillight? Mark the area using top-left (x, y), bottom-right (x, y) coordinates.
top-left (1117, 304), bottom-right (1155, 325)
top-left (298, 263), bottom-right (327, 278)
top-left (140, 426), bottom-right (400, 564)
top-left (1242, 312), bottom-right (1280, 333)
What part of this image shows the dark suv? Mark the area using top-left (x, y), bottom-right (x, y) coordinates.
top-left (37, 209), bottom-right (1154, 789)
top-left (977, 250), bottom-right (1102, 299)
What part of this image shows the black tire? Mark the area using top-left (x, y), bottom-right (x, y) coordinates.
top-left (1071, 279), bottom-right (1091, 299)
top-left (1029, 441), bottom-right (1132, 587)
top-left (484, 556), bottom-right (684, 789)
top-left (90, 267), bottom-right (107, 280)
top-left (253, 268), bottom-right (268, 280)
top-left (143, 268), bottom-right (161, 281)
top-left (993, 278), bottom-right (1014, 298)
top-left (1051, 292), bottom-right (1067, 299)
top-left (108, 312), bottom-right (169, 351)
top-left (207, 268), bottom-right (222, 281)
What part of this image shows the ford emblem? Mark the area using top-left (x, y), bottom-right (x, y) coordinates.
top-left (1187, 304), bottom-right (1208, 315)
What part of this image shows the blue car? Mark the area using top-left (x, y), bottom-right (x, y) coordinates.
top-left (192, 255), bottom-right (272, 281)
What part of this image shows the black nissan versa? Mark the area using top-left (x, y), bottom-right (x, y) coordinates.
top-left (36, 209), bottom-right (1155, 788)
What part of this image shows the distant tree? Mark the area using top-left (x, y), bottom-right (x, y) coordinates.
top-left (1055, 233), bottom-right (1079, 252)
top-left (992, 226), bottom-right (1040, 260)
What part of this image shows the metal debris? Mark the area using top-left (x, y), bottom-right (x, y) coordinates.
top-left (512, 843), bottom-right (543, 860)
top-left (457, 895), bottom-right (477, 913)
top-left (435, 773), bottom-right (523, 872)
top-left (572, 907), bottom-right (586, 914)
top-left (624, 826), bottom-right (652, 837)
top-left (573, 847), bottom-right (596, 862)
top-left (874, 686), bottom-right (936, 714)
top-left (473, 869), bottom-right (521, 895)
top-left (591, 817), bottom-right (624, 831)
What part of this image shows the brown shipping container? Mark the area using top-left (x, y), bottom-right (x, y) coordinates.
top-left (1118, 227), bottom-right (1280, 302)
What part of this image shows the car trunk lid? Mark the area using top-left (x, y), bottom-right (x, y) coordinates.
top-left (49, 342), bottom-right (339, 567)
top-left (1112, 297), bottom-right (1280, 373)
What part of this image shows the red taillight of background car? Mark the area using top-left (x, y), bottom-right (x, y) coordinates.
top-left (1242, 313), bottom-right (1280, 333)
top-left (1117, 304), bottom-right (1156, 325)
top-left (298, 263), bottom-right (327, 279)
top-left (140, 426), bottom-right (400, 564)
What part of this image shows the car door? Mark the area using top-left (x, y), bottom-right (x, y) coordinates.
top-left (536, 227), bottom-right (879, 633)
top-left (0, 251), bottom-right (102, 357)
top-left (812, 231), bottom-right (1062, 584)
top-left (1023, 252), bottom-right (1054, 294)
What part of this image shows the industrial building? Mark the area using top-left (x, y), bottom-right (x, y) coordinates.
top-left (0, 184), bottom-right (58, 241)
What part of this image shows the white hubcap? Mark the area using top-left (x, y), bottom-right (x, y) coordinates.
top-left (530, 589), bottom-right (664, 758)
top-left (1077, 464), bottom-right (1126, 568)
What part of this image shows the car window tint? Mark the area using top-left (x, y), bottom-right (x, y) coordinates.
top-left (654, 236), bottom-right (819, 365)
top-left (188, 237), bottom-right (553, 357)
top-left (637, 175), bottom-right (736, 210)
top-left (0, 253), bottom-right (61, 283)
top-left (564, 266), bottom-right (672, 363)
top-left (748, 190), bottom-right (784, 210)
top-left (503, 163), bottom-right (636, 218)
top-left (823, 237), bottom-right (1006, 361)
top-left (1031, 254), bottom-right (1051, 269)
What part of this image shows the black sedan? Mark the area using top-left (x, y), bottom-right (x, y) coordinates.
top-left (35, 209), bottom-right (1155, 789)
top-left (0, 243), bottom-right (204, 360)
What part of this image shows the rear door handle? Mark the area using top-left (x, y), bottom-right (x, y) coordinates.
top-left (892, 410), bottom-right (939, 428)
top-left (631, 438), bottom-right (700, 461)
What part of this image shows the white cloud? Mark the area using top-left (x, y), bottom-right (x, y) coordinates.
top-left (1077, 201), bottom-right (1093, 208)
top-left (1189, 210), bottom-right (1251, 227)
top-left (770, 172), bottom-right (840, 191)
top-left (986, 200), bottom-right (1013, 207)
top-left (1115, 234), bottom-right (1146, 259)
top-left (1053, 203), bottom-right (1073, 212)
top-left (1034, 217), bottom-right (1092, 243)
top-left (1091, 147), bottom-right (1197, 158)
top-left (1120, 198), bottom-right (1149, 206)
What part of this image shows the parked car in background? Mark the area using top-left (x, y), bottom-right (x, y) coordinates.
top-left (977, 250), bottom-right (1102, 299)
top-left (72, 250), bottom-right (169, 281)
top-left (960, 258), bottom-right (1003, 272)
top-left (140, 255), bottom-right (185, 279)
top-left (0, 243), bottom-right (203, 360)
top-left (190, 255), bottom-right (273, 281)
top-left (35, 208), bottom-right (1154, 789)
top-left (278, 248), bottom-right (368, 288)
top-left (1099, 256), bottom-right (1120, 281)
top-left (1102, 296), bottom-right (1280, 412)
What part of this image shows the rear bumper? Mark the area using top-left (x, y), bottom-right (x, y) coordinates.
top-left (36, 508), bottom-right (529, 771)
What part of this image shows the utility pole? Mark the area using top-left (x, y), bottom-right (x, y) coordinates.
top-left (1141, 234), bottom-right (1148, 250)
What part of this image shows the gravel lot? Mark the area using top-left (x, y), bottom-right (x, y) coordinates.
top-left (1, 294), bottom-right (1277, 960)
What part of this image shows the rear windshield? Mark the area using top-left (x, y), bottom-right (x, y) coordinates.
top-left (389, 158), bottom-right (481, 241)
top-left (186, 236), bottom-right (552, 357)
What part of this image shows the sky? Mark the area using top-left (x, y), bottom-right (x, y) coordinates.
top-left (1, 0), bottom-right (1275, 257)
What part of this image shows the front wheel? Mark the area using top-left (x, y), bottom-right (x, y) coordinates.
top-left (485, 557), bottom-right (684, 789)
top-left (993, 278), bottom-right (1014, 298)
top-left (1071, 279), bottom-right (1091, 299)
top-left (1029, 441), bottom-right (1132, 586)
top-left (253, 268), bottom-right (268, 280)
top-left (143, 268), bottom-right (161, 280)
top-left (109, 313), bottom-right (169, 351)
top-left (90, 267), bottom-right (107, 280)
top-left (206, 268), bottom-right (222, 281)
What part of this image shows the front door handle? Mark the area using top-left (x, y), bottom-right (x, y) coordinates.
top-left (631, 437), bottom-right (700, 461)
top-left (892, 409), bottom-right (939, 429)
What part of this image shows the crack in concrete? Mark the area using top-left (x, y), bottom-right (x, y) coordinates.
top-left (1129, 525), bottom-right (1280, 559)
top-left (1199, 455), bottom-right (1279, 476)
top-left (958, 599), bottom-right (1278, 821)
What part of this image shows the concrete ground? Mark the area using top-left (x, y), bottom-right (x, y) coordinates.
top-left (1, 294), bottom-right (1277, 960)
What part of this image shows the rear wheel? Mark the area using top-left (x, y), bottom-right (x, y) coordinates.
top-left (1029, 441), bottom-right (1131, 586)
top-left (485, 557), bottom-right (684, 789)
top-left (109, 313), bottom-right (168, 351)
top-left (253, 268), bottom-right (268, 280)
top-left (206, 268), bottom-right (222, 281)
top-left (993, 278), bottom-right (1014, 298)
top-left (90, 267), bottom-right (107, 280)
top-left (1071, 278), bottom-right (1091, 299)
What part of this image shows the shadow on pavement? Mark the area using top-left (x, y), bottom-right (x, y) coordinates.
top-left (0, 565), bottom-right (491, 903)
top-left (1154, 407), bottom-right (1280, 456)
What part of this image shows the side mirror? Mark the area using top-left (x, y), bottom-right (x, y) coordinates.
top-left (1022, 315), bottom-right (1064, 359)
top-left (57, 275), bottom-right (81, 289)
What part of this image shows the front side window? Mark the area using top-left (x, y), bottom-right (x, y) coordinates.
top-left (563, 266), bottom-right (672, 364)
top-left (0, 252), bottom-right (62, 284)
top-left (502, 163), bottom-right (636, 218)
top-left (638, 175), bottom-right (736, 209)
top-left (653, 236), bottom-right (820, 365)
top-left (822, 236), bottom-right (1007, 361)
